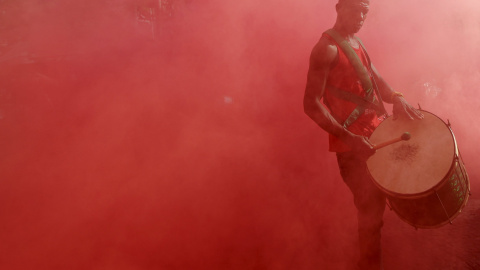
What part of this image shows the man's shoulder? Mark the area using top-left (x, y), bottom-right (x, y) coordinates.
top-left (313, 34), bottom-right (337, 53)
top-left (310, 34), bottom-right (338, 66)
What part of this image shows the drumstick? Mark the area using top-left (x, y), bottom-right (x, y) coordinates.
top-left (373, 132), bottom-right (411, 150)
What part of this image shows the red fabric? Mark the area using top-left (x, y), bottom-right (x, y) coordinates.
top-left (322, 33), bottom-right (383, 152)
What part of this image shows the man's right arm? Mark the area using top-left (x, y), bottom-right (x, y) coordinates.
top-left (303, 38), bottom-right (374, 153)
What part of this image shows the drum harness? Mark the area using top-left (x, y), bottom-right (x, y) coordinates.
top-left (324, 29), bottom-right (388, 128)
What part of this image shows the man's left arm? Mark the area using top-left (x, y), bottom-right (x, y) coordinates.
top-left (371, 64), bottom-right (424, 120)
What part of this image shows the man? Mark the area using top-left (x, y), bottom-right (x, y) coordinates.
top-left (303, 0), bottom-right (423, 269)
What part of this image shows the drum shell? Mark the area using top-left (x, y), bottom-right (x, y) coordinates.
top-left (386, 150), bottom-right (470, 229)
top-left (366, 111), bottom-right (470, 229)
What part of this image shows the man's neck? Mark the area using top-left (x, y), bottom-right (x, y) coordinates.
top-left (331, 24), bottom-right (360, 48)
top-left (332, 25), bottom-right (355, 39)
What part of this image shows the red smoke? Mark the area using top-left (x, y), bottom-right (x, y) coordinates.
top-left (0, 0), bottom-right (479, 269)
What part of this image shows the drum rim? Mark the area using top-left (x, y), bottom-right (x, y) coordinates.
top-left (367, 110), bottom-right (458, 198)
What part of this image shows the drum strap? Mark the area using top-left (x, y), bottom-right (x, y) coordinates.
top-left (324, 29), bottom-right (387, 128)
top-left (325, 84), bottom-right (385, 114)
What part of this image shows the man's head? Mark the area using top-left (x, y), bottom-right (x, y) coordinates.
top-left (335, 0), bottom-right (370, 34)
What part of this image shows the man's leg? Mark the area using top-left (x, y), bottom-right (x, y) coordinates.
top-left (337, 151), bottom-right (386, 270)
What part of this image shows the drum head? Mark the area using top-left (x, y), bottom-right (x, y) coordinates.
top-left (367, 111), bottom-right (455, 197)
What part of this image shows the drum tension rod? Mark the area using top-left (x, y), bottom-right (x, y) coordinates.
top-left (435, 190), bottom-right (453, 225)
top-left (458, 153), bottom-right (472, 196)
top-left (385, 199), bottom-right (393, 211)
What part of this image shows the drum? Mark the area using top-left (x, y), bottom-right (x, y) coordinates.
top-left (367, 110), bottom-right (470, 229)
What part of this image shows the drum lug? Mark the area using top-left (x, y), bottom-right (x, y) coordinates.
top-left (447, 119), bottom-right (451, 127)
top-left (417, 103), bottom-right (422, 110)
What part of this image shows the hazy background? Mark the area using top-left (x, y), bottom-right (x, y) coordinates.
top-left (1, 0), bottom-right (479, 269)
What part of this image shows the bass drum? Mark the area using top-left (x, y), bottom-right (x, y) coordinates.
top-left (367, 111), bottom-right (470, 229)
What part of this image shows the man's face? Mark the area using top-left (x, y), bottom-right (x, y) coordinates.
top-left (336, 0), bottom-right (370, 34)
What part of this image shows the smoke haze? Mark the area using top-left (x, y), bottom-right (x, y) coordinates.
top-left (1, 0), bottom-right (479, 269)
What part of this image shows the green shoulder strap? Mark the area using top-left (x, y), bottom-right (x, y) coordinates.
top-left (325, 29), bottom-right (373, 94)
top-left (354, 35), bottom-right (389, 117)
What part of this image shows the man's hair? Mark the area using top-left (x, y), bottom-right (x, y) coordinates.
top-left (337, 0), bottom-right (369, 6)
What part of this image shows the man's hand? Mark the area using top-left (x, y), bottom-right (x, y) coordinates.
top-left (340, 131), bottom-right (376, 158)
top-left (393, 97), bottom-right (424, 120)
